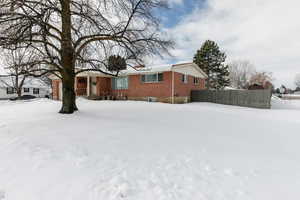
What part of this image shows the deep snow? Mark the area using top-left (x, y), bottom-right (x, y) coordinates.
top-left (0, 98), bottom-right (300, 200)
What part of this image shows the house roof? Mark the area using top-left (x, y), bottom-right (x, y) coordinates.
top-left (49, 62), bottom-right (208, 79)
top-left (121, 63), bottom-right (207, 78)
top-left (121, 64), bottom-right (172, 74)
top-left (0, 76), bottom-right (49, 89)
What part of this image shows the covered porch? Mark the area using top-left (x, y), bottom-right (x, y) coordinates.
top-left (75, 76), bottom-right (112, 98)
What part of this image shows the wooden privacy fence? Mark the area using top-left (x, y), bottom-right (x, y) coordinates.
top-left (191, 89), bottom-right (272, 109)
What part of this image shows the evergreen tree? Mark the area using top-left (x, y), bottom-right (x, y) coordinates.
top-left (216, 65), bottom-right (230, 89)
top-left (193, 40), bottom-right (230, 89)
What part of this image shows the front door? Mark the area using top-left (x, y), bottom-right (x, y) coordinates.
top-left (76, 77), bottom-right (87, 96)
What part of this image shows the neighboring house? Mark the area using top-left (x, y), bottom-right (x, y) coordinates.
top-left (248, 81), bottom-right (273, 90)
top-left (0, 77), bottom-right (51, 100)
top-left (51, 62), bottom-right (207, 103)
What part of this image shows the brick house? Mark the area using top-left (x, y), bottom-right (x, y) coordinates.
top-left (51, 62), bottom-right (207, 103)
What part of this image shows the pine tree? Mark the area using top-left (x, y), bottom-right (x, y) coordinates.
top-left (215, 65), bottom-right (230, 89)
top-left (193, 40), bottom-right (230, 89)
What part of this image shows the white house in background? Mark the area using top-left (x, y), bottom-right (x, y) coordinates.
top-left (0, 77), bottom-right (51, 100)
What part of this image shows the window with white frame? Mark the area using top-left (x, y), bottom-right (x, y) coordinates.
top-left (23, 88), bottom-right (30, 93)
top-left (112, 76), bottom-right (128, 90)
top-left (6, 87), bottom-right (14, 94)
top-left (141, 73), bottom-right (163, 83)
top-left (181, 74), bottom-right (188, 83)
top-left (33, 88), bottom-right (39, 94)
top-left (194, 77), bottom-right (200, 85)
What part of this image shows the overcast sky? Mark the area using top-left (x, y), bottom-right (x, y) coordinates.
top-left (1, 0), bottom-right (299, 88)
top-left (158, 0), bottom-right (300, 88)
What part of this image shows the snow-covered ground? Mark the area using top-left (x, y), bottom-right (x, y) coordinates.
top-left (1, 98), bottom-right (300, 200)
top-left (281, 94), bottom-right (300, 100)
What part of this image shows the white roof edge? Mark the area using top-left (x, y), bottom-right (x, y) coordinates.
top-left (49, 62), bottom-right (208, 78)
top-left (122, 64), bottom-right (172, 75)
top-left (0, 77), bottom-right (49, 88)
top-left (171, 62), bottom-right (208, 78)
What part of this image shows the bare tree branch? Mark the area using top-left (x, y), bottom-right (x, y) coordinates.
top-left (0, 0), bottom-right (173, 113)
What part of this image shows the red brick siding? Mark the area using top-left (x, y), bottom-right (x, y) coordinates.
top-left (110, 71), bottom-right (206, 98)
top-left (111, 71), bottom-right (172, 98)
top-left (76, 77), bottom-right (87, 96)
top-left (51, 71), bottom-right (206, 101)
top-left (52, 80), bottom-right (60, 100)
top-left (96, 77), bottom-right (111, 96)
top-left (173, 72), bottom-right (206, 97)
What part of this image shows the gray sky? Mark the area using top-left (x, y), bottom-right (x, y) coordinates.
top-left (161, 0), bottom-right (300, 88)
top-left (1, 0), bottom-right (299, 88)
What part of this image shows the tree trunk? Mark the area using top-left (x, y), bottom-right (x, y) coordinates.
top-left (17, 88), bottom-right (21, 97)
top-left (15, 75), bottom-right (21, 97)
top-left (59, 0), bottom-right (78, 114)
top-left (207, 73), bottom-right (211, 90)
top-left (59, 71), bottom-right (78, 114)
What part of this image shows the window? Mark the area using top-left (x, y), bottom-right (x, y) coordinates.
top-left (6, 87), bottom-right (14, 94)
top-left (23, 88), bottom-right (30, 93)
top-left (194, 77), bottom-right (200, 85)
top-left (112, 76), bottom-right (128, 90)
top-left (181, 74), bottom-right (188, 83)
top-left (141, 73), bottom-right (163, 83)
top-left (33, 88), bottom-right (39, 94)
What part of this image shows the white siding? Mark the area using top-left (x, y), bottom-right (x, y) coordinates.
top-left (22, 87), bottom-right (49, 98)
top-left (0, 87), bottom-right (49, 99)
top-left (0, 88), bottom-right (17, 99)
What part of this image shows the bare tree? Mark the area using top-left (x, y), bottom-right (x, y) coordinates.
top-left (228, 60), bottom-right (255, 89)
top-left (0, 47), bottom-right (37, 97)
top-left (249, 71), bottom-right (273, 88)
top-left (0, 0), bottom-right (173, 113)
top-left (295, 73), bottom-right (300, 88)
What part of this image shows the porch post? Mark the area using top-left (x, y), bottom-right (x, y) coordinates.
top-left (87, 75), bottom-right (90, 97)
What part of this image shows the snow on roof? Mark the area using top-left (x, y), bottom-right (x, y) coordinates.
top-left (120, 64), bottom-right (172, 75)
top-left (0, 68), bottom-right (6, 75)
top-left (0, 77), bottom-right (13, 87)
top-left (224, 86), bottom-right (237, 90)
top-left (53, 62), bottom-right (207, 78)
top-left (0, 76), bottom-right (49, 89)
top-left (121, 62), bottom-right (207, 77)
